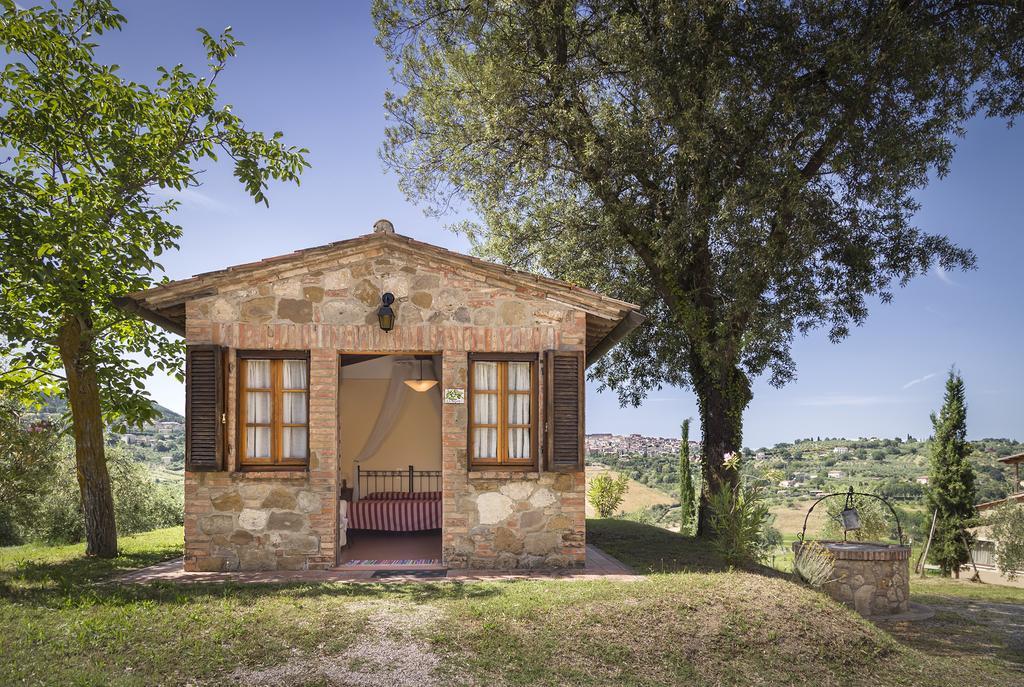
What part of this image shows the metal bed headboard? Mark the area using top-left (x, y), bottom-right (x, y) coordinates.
top-left (353, 464), bottom-right (441, 500)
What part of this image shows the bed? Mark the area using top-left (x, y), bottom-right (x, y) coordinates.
top-left (348, 491), bottom-right (442, 531)
top-left (343, 465), bottom-right (442, 532)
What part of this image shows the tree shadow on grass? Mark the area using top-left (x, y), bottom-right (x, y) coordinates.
top-left (3, 518), bottom-right (786, 611)
top-left (881, 596), bottom-right (1024, 671)
top-left (586, 518), bottom-right (787, 578)
top-left (1, 550), bottom-right (502, 609)
top-left (0, 547), bottom-right (182, 594)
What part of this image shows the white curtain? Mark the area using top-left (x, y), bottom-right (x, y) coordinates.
top-left (246, 360), bottom-right (271, 458)
top-left (508, 362), bottom-right (530, 459)
top-left (282, 360), bottom-right (308, 458)
top-left (338, 499), bottom-right (349, 546)
top-left (354, 357), bottom-right (441, 463)
top-left (472, 362), bottom-right (498, 460)
top-left (245, 359), bottom-right (309, 459)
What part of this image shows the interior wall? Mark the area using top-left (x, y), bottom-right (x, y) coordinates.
top-left (338, 359), bottom-right (442, 488)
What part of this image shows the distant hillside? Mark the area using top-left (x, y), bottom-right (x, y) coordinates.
top-left (588, 435), bottom-right (1023, 506)
top-left (35, 394), bottom-right (183, 423)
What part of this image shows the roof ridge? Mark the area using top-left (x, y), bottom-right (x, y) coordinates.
top-left (133, 230), bottom-right (639, 313)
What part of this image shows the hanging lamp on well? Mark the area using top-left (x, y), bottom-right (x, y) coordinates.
top-left (404, 357), bottom-right (438, 392)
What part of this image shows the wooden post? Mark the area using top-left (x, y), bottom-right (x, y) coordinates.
top-left (917, 509), bottom-right (938, 577)
top-left (409, 464), bottom-right (414, 494)
top-left (962, 532), bottom-right (982, 583)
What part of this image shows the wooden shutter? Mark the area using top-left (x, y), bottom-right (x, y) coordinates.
top-left (185, 345), bottom-right (225, 471)
top-left (545, 350), bottom-right (585, 472)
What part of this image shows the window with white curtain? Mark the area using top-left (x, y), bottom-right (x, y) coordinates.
top-left (469, 356), bottom-right (536, 468)
top-left (238, 353), bottom-right (309, 468)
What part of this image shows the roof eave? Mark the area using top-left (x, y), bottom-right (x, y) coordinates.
top-left (585, 310), bottom-right (645, 368)
top-left (112, 296), bottom-right (186, 337)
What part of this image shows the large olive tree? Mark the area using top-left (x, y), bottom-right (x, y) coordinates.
top-left (0, 0), bottom-right (308, 556)
top-left (374, 0), bottom-right (1022, 533)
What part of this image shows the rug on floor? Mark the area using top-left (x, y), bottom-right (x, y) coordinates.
top-left (343, 559), bottom-right (441, 566)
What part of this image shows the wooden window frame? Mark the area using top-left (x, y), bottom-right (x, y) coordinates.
top-left (236, 350), bottom-right (310, 471)
top-left (467, 353), bottom-right (539, 471)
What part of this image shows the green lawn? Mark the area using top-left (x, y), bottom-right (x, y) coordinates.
top-left (0, 522), bottom-right (1021, 686)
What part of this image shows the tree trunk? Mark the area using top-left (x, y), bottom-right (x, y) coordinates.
top-left (57, 316), bottom-right (118, 558)
top-left (694, 361), bottom-right (752, 537)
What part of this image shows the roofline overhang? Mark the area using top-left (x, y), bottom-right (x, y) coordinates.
top-left (585, 310), bottom-right (645, 368)
top-left (113, 296), bottom-right (186, 337)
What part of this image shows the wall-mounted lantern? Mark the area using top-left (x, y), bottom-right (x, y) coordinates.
top-left (377, 292), bottom-right (395, 332)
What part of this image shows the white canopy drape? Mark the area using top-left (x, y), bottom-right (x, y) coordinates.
top-left (354, 357), bottom-right (441, 463)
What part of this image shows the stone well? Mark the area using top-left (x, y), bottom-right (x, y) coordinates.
top-left (794, 541), bottom-right (911, 617)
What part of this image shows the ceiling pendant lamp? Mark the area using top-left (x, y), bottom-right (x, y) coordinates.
top-left (404, 358), bottom-right (438, 392)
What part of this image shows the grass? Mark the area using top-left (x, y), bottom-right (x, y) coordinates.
top-left (769, 498), bottom-right (827, 537)
top-left (0, 526), bottom-right (184, 592)
top-left (586, 517), bottom-right (728, 573)
top-left (0, 522), bottom-right (1021, 686)
top-left (912, 575), bottom-right (1024, 604)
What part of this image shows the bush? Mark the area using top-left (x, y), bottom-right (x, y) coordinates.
top-left (707, 483), bottom-right (771, 567)
top-left (620, 507), bottom-right (657, 526)
top-left (19, 442), bottom-right (183, 544)
top-left (793, 540), bottom-right (837, 587)
top-left (991, 502), bottom-right (1024, 580)
top-left (0, 397), bottom-right (62, 544)
top-left (588, 472), bottom-right (630, 518)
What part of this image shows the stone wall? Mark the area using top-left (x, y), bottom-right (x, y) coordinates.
top-left (185, 475), bottom-right (329, 571)
top-left (443, 471), bottom-right (586, 569)
top-left (183, 241), bottom-right (587, 571)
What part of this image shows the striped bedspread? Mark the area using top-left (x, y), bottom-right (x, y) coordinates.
top-left (348, 491), bottom-right (442, 531)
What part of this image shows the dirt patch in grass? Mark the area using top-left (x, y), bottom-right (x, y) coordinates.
top-left (221, 601), bottom-right (443, 687)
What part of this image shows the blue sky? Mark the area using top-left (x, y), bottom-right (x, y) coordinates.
top-left (94, 2), bottom-right (1022, 448)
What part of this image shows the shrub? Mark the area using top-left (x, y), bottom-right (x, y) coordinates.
top-left (620, 507), bottom-right (657, 526)
top-left (991, 502), bottom-right (1024, 580)
top-left (25, 442), bottom-right (184, 544)
top-left (707, 483), bottom-right (771, 567)
top-left (0, 395), bottom-right (62, 544)
top-left (588, 472), bottom-right (630, 518)
top-left (793, 540), bottom-right (837, 587)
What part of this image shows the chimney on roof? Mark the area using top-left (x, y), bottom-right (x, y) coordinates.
top-left (373, 219), bottom-right (395, 234)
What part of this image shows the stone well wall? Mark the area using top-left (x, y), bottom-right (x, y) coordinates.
top-left (795, 541), bottom-right (910, 616)
top-left (183, 240), bottom-right (588, 571)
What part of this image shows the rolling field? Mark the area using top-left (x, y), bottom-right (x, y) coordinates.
top-left (584, 466), bottom-right (675, 517)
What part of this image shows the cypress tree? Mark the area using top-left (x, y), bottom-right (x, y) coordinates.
top-left (926, 369), bottom-right (977, 578)
top-left (679, 419), bottom-right (695, 535)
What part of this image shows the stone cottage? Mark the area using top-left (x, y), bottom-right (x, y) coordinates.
top-left (121, 220), bottom-right (642, 571)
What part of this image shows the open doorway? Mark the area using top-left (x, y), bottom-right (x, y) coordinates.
top-left (337, 353), bottom-right (443, 569)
